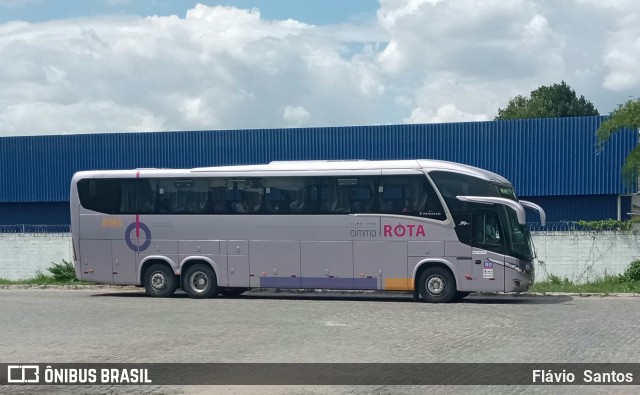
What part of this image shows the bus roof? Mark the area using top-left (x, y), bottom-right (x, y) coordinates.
top-left (73, 159), bottom-right (511, 185)
top-left (191, 160), bottom-right (510, 184)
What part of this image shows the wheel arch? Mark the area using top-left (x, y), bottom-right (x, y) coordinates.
top-left (139, 256), bottom-right (177, 286)
top-left (412, 259), bottom-right (457, 290)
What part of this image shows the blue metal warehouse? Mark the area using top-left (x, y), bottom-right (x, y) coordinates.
top-left (0, 115), bottom-right (636, 227)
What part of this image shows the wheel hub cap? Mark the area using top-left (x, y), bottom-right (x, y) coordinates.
top-left (190, 272), bottom-right (208, 293)
top-left (151, 272), bottom-right (167, 290)
top-left (427, 276), bottom-right (444, 295)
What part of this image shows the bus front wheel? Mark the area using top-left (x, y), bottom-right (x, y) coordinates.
top-left (183, 263), bottom-right (219, 299)
top-left (452, 291), bottom-right (471, 302)
top-left (144, 263), bottom-right (178, 298)
top-left (418, 267), bottom-right (456, 303)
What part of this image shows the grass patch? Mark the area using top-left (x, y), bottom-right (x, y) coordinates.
top-left (531, 274), bottom-right (640, 294)
top-left (0, 274), bottom-right (94, 285)
top-left (532, 260), bottom-right (640, 293)
top-left (0, 278), bottom-right (92, 285)
top-left (0, 260), bottom-right (94, 285)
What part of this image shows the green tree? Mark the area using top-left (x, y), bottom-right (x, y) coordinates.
top-left (597, 98), bottom-right (640, 180)
top-left (495, 81), bottom-right (599, 120)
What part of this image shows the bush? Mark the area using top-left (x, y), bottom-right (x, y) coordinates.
top-left (577, 219), bottom-right (639, 231)
top-left (46, 260), bottom-right (78, 282)
top-left (547, 274), bottom-right (571, 285)
top-left (624, 260), bottom-right (640, 282)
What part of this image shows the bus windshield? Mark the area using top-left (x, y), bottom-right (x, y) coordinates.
top-left (503, 206), bottom-right (534, 261)
top-left (429, 170), bottom-right (533, 261)
top-left (429, 171), bottom-right (516, 203)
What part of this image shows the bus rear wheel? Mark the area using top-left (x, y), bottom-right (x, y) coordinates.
top-left (418, 266), bottom-right (456, 303)
top-left (183, 263), bottom-right (219, 299)
top-left (144, 263), bottom-right (178, 298)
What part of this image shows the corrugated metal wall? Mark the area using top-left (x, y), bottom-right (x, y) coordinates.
top-left (519, 194), bottom-right (619, 223)
top-left (0, 116), bottom-right (636, 217)
top-left (0, 203), bottom-right (69, 226)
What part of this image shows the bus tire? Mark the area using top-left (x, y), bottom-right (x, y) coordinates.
top-left (144, 263), bottom-right (177, 298)
top-left (418, 266), bottom-right (456, 303)
top-left (183, 263), bottom-right (218, 299)
top-left (452, 291), bottom-right (471, 302)
top-left (219, 287), bottom-right (248, 297)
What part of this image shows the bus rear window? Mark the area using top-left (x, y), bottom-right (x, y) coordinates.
top-left (77, 179), bottom-right (117, 214)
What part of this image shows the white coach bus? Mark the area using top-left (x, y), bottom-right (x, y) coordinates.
top-left (70, 160), bottom-right (545, 302)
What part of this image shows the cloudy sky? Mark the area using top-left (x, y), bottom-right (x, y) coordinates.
top-left (0, 0), bottom-right (638, 136)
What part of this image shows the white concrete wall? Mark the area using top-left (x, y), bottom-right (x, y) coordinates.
top-left (532, 231), bottom-right (640, 283)
top-left (0, 233), bottom-right (73, 280)
top-left (0, 232), bottom-right (638, 283)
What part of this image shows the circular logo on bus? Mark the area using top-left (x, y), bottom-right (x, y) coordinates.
top-left (125, 222), bottom-right (152, 252)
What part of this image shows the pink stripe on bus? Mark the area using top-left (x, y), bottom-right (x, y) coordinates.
top-left (135, 171), bottom-right (140, 238)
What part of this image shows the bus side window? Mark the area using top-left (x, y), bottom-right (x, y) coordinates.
top-left (183, 179), bottom-right (209, 214)
top-left (350, 182), bottom-right (374, 213)
top-left (77, 179), bottom-right (117, 214)
top-left (263, 177), bottom-right (314, 214)
top-left (419, 178), bottom-right (446, 220)
top-left (210, 186), bottom-right (229, 214)
top-left (305, 185), bottom-right (319, 213)
top-left (118, 179), bottom-right (157, 214)
top-left (378, 183), bottom-right (402, 213)
top-left (377, 175), bottom-right (445, 220)
top-left (226, 189), bottom-right (245, 213)
top-left (244, 190), bottom-right (263, 213)
top-left (332, 185), bottom-right (351, 213)
top-left (265, 187), bottom-right (290, 213)
top-left (317, 177), bottom-right (375, 214)
top-left (289, 187), bottom-right (308, 213)
top-left (222, 179), bottom-right (263, 214)
top-left (318, 183), bottom-right (334, 213)
top-left (472, 210), bottom-right (504, 252)
top-left (320, 178), bottom-right (350, 213)
top-left (157, 178), bottom-right (209, 214)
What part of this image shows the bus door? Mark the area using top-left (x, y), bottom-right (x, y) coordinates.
top-left (470, 208), bottom-right (506, 292)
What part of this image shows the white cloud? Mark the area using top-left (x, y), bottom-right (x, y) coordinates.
top-left (407, 104), bottom-right (488, 124)
top-left (378, 0), bottom-right (639, 120)
top-left (602, 14), bottom-right (640, 91)
top-left (0, 101), bottom-right (166, 135)
top-left (404, 78), bottom-right (496, 124)
top-left (377, 0), bottom-right (544, 76)
top-left (0, 1), bottom-right (639, 136)
top-left (0, 5), bottom-right (387, 135)
top-left (283, 105), bottom-right (311, 127)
